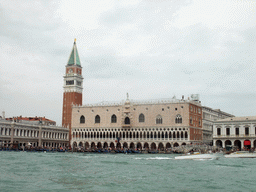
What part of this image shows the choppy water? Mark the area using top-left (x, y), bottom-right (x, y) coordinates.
top-left (0, 151), bottom-right (256, 192)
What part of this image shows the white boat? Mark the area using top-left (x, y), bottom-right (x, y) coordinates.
top-left (224, 151), bottom-right (256, 158)
top-left (175, 152), bottom-right (219, 160)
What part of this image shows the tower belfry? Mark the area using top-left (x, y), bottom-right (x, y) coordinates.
top-left (62, 39), bottom-right (83, 143)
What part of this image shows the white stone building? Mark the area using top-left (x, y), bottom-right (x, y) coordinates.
top-left (0, 118), bottom-right (69, 148)
top-left (213, 116), bottom-right (256, 149)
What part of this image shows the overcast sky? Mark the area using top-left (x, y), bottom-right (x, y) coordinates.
top-left (1, 0), bottom-right (256, 125)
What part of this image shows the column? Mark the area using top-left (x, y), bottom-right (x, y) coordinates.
top-left (250, 124), bottom-right (254, 136)
top-left (10, 122), bottom-right (15, 147)
top-left (38, 124), bottom-right (42, 147)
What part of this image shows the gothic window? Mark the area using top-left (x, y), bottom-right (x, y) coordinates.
top-left (125, 117), bottom-right (130, 124)
top-left (156, 115), bottom-right (163, 124)
top-left (80, 115), bottom-right (85, 124)
top-left (95, 115), bottom-right (100, 123)
top-left (175, 114), bottom-right (182, 124)
top-left (111, 114), bottom-right (117, 123)
top-left (139, 113), bottom-right (145, 123)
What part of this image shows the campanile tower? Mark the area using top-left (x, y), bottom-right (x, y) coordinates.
top-left (62, 39), bottom-right (83, 142)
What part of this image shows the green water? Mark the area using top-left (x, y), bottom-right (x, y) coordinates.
top-left (0, 151), bottom-right (255, 192)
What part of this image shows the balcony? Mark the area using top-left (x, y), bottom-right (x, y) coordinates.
top-left (122, 124), bottom-right (131, 128)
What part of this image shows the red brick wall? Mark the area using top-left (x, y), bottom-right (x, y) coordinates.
top-left (66, 66), bottom-right (82, 75)
top-left (189, 104), bottom-right (203, 141)
top-left (62, 92), bottom-right (82, 143)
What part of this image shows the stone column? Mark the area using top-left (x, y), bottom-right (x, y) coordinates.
top-left (250, 124), bottom-right (253, 136)
top-left (10, 122), bottom-right (15, 147)
top-left (38, 124), bottom-right (42, 147)
top-left (241, 140), bottom-right (244, 149)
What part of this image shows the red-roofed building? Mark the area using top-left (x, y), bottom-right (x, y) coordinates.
top-left (5, 116), bottom-right (56, 126)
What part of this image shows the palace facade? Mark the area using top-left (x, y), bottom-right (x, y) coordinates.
top-left (71, 96), bottom-right (203, 150)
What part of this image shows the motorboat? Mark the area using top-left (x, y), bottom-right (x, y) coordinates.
top-left (224, 151), bottom-right (256, 158)
top-left (175, 152), bottom-right (220, 160)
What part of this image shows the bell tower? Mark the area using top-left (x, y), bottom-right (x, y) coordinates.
top-left (62, 39), bottom-right (83, 143)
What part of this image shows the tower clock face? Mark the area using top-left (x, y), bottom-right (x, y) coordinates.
top-left (68, 69), bottom-right (73, 73)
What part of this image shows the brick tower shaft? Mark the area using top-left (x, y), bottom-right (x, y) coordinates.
top-left (62, 39), bottom-right (83, 145)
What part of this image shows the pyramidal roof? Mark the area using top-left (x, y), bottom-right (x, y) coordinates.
top-left (67, 39), bottom-right (81, 66)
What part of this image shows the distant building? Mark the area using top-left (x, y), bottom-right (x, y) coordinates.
top-left (5, 116), bottom-right (56, 126)
top-left (213, 116), bottom-right (256, 149)
top-left (0, 117), bottom-right (69, 148)
top-left (202, 107), bottom-right (234, 144)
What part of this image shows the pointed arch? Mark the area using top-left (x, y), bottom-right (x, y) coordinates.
top-left (95, 115), bottom-right (100, 123)
top-left (139, 113), bottom-right (145, 123)
top-left (185, 131), bottom-right (188, 138)
top-left (125, 117), bottom-right (130, 124)
top-left (111, 114), bottom-right (117, 123)
top-left (175, 114), bottom-right (182, 124)
top-left (156, 115), bottom-right (162, 124)
top-left (80, 115), bottom-right (85, 124)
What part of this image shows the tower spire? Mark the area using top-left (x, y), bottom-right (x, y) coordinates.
top-left (67, 38), bottom-right (81, 66)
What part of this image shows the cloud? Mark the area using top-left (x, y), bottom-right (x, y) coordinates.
top-left (1, 0), bottom-right (256, 125)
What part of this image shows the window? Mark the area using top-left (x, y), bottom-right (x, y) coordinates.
top-left (111, 114), bottom-right (117, 123)
top-left (125, 117), bottom-right (130, 124)
top-left (95, 115), bottom-right (100, 123)
top-left (80, 115), bottom-right (85, 124)
top-left (77, 81), bottom-right (82, 86)
top-left (226, 128), bottom-right (230, 136)
top-left (156, 115), bottom-right (162, 124)
top-left (66, 80), bottom-right (74, 85)
top-left (245, 127), bottom-right (249, 135)
top-left (190, 117), bottom-right (193, 125)
top-left (217, 128), bottom-right (221, 136)
top-left (139, 114), bottom-right (145, 123)
top-left (199, 118), bottom-right (201, 126)
top-left (236, 128), bottom-right (239, 136)
top-left (175, 115), bottom-right (182, 124)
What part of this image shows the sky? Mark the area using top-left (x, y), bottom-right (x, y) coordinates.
top-left (1, 0), bottom-right (256, 125)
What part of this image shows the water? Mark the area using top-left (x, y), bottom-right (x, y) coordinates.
top-left (0, 152), bottom-right (255, 192)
